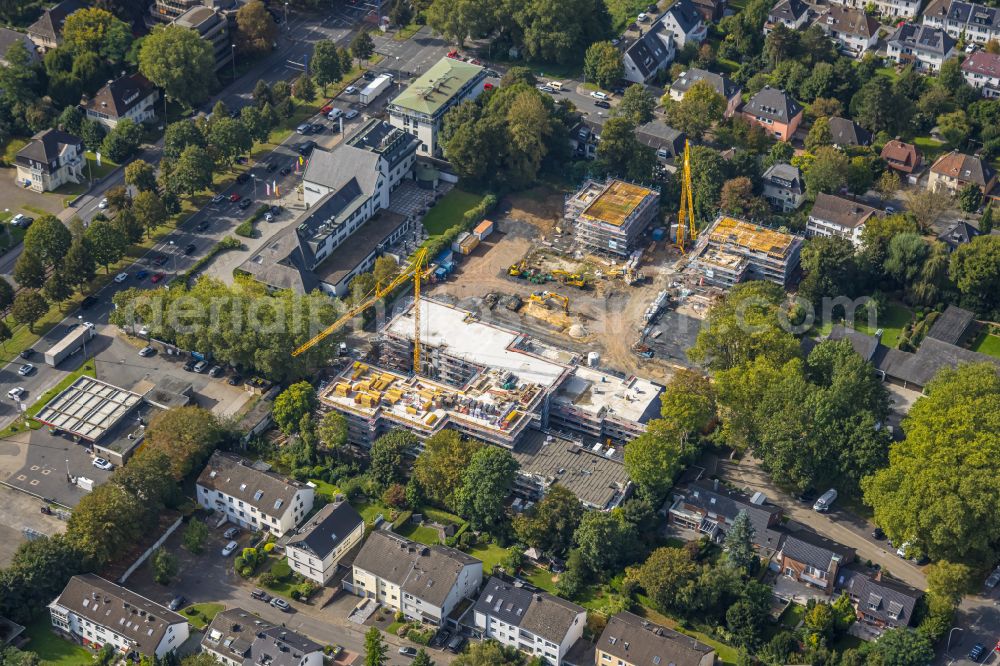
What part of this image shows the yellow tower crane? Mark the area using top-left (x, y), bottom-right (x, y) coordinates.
top-left (292, 248), bottom-right (430, 373)
top-left (675, 139), bottom-right (697, 254)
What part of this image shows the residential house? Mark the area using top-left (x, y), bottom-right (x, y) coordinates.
top-left (819, 5), bottom-right (880, 56)
top-left (777, 531), bottom-right (856, 595)
top-left (196, 451), bottom-right (315, 537)
top-left (285, 501), bottom-right (365, 586)
top-left (82, 74), bottom-right (159, 131)
top-left (689, 215), bottom-right (804, 287)
top-left (668, 68), bottom-right (742, 117)
top-left (15, 129), bottom-right (83, 193)
top-left (962, 50), bottom-right (1000, 97)
top-left (659, 0), bottom-right (709, 49)
top-left (596, 612), bottom-right (715, 666)
top-left (472, 576), bottom-right (586, 664)
top-left (762, 163), bottom-right (806, 212)
top-left (836, 568), bottom-right (922, 633)
top-left (923, 0), bottom-right (1000, 44)
top-left (622, 22), bottom-right (676, 83)
top-left (765, 0), bottom-right (810, 32)
top-left (828, 0), bottom-right (922, 18)
top-left (570, 118), bottom-right (602, 160)
top-left (937, 219), bottom-right (983, 251)
top-left (201, 609), bottom-right (323, 666)
top-left (880, 139), bottom-right (922, 179)
top-left (49, 574), bottom-right (188, 659)
top-left (886, 23), bottom-right (958, 72)
top-left (690, 0), bottom-right (727, 21)
top-left (27, 0), bottom-right (84, 51)
top-left (636, 121), bottom-right (687, 160)
top-left (668, 478), bottom-right (785, 552)
top-left (350, 530), bottom-right (483, 625)
top-left (0, 28), bottom-right (39, 65)
top-left (828, 116), bottom-right (872, 148)
top-left (388, 57), bottom-right (487, 156)
top-left (173, 6), bottom-right (232, 72)
top-left (741, 86), bottom-right (804, 141)
top-left (928, 150), bottom-right (997, 195)
top-left (806, 193), bottom-right (879, 246)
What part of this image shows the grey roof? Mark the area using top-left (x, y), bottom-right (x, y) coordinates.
top-left (235, 226), bottom-right (319, 295)
top-left (27, 0), bottom-right (85, 42)
top-left (665, 0), bottom-right (705, 34)
top-left (836, 568), bottom-right (921, 627)
top-left (925, 0), bottom-right (1000, 29)
top-left (635, 121), bottom-right (687, 157)
top-left (769, 0), bottom-right (809, 22)
top-left (930, 150), bottom-right (994, 187)
top-left (681, 479), bottom-right (782, 548)
top-left (828, 325), bottom-right (881, 362)
top-left (286, 501), bottom-right (364, 559)
top-left (346, 118), bottom-right (420, 172)
top-left (474, 577), bottom-right (585, 644)
top-left (303, 145), bottom-right (380, 202)
top-left (926, 305), bottom-right (975, 345)
top-left (809, 193), bottom-right (878, 230)
top-left (889, 23), bottom-right (956, 55)
top-left (196, 452), bottom-right (308, 519)
top-left (354, 531), bottom-right (481, 609)
top-left (828, 116), bottom-right (871, 147)
top-left (51, 574), bottom-right (186, 657)
top-left (763, 163), bottom-right (804, 195)
top-left (311, 210), bottom-right (409, 289)
top-left (0, 28), bottom-right (37, 63)
top-left (511, 430), bottom-right (631, 510)
top-left (16, 129), bottom-right (82, 170)
top-left (937, 220), bottom-right (983, 250)
top-left (743, 86), bottom-right (802, 123)
top-left (670, 68), bottom-right (740, 99)
top-left (781, 530), bottom-right (855, 571)
top-left (203, 608), bottom-right (322, 666)
top-left (597, 612), bottom-right (714, 666)
top-left (624, 23), bottom-right (674, 80)
top-left (82, 73), bottom-right (157, 120)
top-left (875, 336), bottom-right (1000, 388)
top-left (822, 5), bottom-right (880, 38)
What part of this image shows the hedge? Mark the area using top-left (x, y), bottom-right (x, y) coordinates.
top-left (420, 193), bottom-right (497, 259)
top-left (391, 510), bottom-right (414, 530)
top-left (235, 205), bottom-right (271, 238)
top-left (170, 237), bottom-right (242, 287)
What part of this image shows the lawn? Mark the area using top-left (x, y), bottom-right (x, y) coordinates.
top-left (779, 602), bottom-right (806, 629)
top-left (261, 557), bottom-right (298, 596)
top-left (181, 602), bottom-right (225, 630)
top-left (467, 541), bottom-right (509, 572)
top-left (2, 137), bottom-right (29, 165)
top-left (396, 522), bottom-right (441, 545)
top-left (524, 565), bottom-right (560, 594)
top-left (855, 301), bottom-right (912, 348)
top-left (873, 66), bottom-right (900, 82)
top-left (352, 498), bottom-right (393, 525)
top-left (419, 506), bottom-right (465, 526)
top-left (421, 189), bottom-right (486, 236)
top-left (912, 135), bottom-right (947, 162)
top-left (393, 22), bottom-right (422, 41)
top-left (308, 478), bottom-right (342, 500)
top-left (0, 360), bottom-right (96, 440)
top-left (23, 617), bottom-right (92, 666)
top-left (972, 330), bottom-right (1000, 359)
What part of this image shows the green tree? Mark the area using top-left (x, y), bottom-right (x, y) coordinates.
top-left (455, 446), bottom-right (518, 531)
top-left (63, 236), bottom-right (96, 290)
top-left (574, 511), bottom-right (635, 574)
top-left (665, 79), bottom-right (725, 140)
top-left (803, 601), bottom-right (835, 647)
top-left (720, 176), bottom-right (767, 220)
top-left (85, 219), bottom-right (126, 272)
top-left (351, 30), bottom-right (375, 65)
top-left (151, 547), bottom-right (178, 584)
top-left (724, 510), bottom-right (757, 572)
top-left (312, 40), bottom-right (342, 93)
top-left (904, 187), bottom-right (951, 232)
top-left (452, 640), bottom-right (527, 666)
top-left (61, 8), bottom-right (132, 62)
top-left (23, 215), bottom-right (71, 270)
top-left (726, 581), bottom-right (772, 650)
top-left (369, 430), bottom-right (418, 492)
top-left (42, 269), bottom-right (73, 307)
top-left (317, 411), bottom-right (349, 456)
top-left (939, 110), bottom-right (971, 148)
top-left (144, 406), bottom-right (223, 480)
top-left (862, 364), bottom-right (1000, 562)
top-left (133, 190), bottom-right (168, 238)
top-left (10, 289), bottom-right (48, 332)
top-left (884, 232), bottom-right (928, 288)
top-left (595, 116), bottom-right (656, 182)
top-left (240, 105), bottom-right (271, 147)
top-left (950, 235), bottom-right (1000, 316)
top-left (876, 169), bottom-right (901, 201)
top-left (424, 0), bottom-right (493, 45)
top-left (389, 0), bottom-right (413, 27)
top-left (583, 41), bottom-right (623, 89)
top-left (805, 116), bottom-right (832, 152)
top-left (0, 320), bottom-right (12, 351)
top-left (614, 84), bottom-right (655, 124)
top-left (850, 77), bottom-right (905, 135)
top-left (981, 203), bottom-right (995, 233)
top-left (273, 382), bottom-right (317, 434)
top-left (170, 144), bottom-right (215, 195)
top-left (125, 159), bottom-right (157, 193)
top-left (958, 182), bottom-right (983, 213)
top-left (292, 73), bottom-right (316, 102)
top-left (798, 235), bottom-right (860, 305)
top-left (804, 145), bottom-right (849, 197)
top-left (0, 276), bottom-right (14, 311)
top-left (624, 421), bottom-right (685, 500)
top-left (236, 0), bottom-right (277, 56)
top-left (164, 120), bottom-right (205, 159)
top-left (208, 117), bottom-right (253, 167)
top-left (80, 120), bottom-right (106, 152)
top-left (512, 486), bottom-right (583, 555)
top-left (926, 560), bottom-right (970, 613)
top-left (100, 118), bottom-right (142, 162)
top-left (182, 519), bottom-right (209, 554)
top-left (862, 628), bottom-right (933, 666)
top-left (13, 251), bottom-right (45, 289)
top-left (636, 547), bottom-right (698, 612)
top-left (411, 650), bottom-right (435, 666)
top-left (413, 430), bottom-right (481, 509)
top-left (139, 25), bottom-right (216, 108)
top-left (363, 627), bottom-right (387, 666)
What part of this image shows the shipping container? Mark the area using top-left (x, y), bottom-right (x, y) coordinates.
top-left (473, 218), bottom-right (494, 240)
top-left (459, 235), bottom-right (479, 254)
top-left (359, 74), bottom-right (392, 105)
top-left (451, 232), bottom-right (471, 253)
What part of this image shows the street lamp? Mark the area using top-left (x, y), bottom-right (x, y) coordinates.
top-left (231, 44), bottom-right (237, 82)
top-left (168, 240), bottom-right (177, 273)
top-left (947, 627), bottom-right (963, 652)
top-left (284, 2), bottom-right (289, 31)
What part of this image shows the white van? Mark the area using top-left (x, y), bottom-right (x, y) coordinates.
top-left (813, 488), bottom-right (837, 512)
top-left (549, 81), bottom-right (565, 91)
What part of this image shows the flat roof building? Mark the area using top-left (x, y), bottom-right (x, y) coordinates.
top-left (567, 179), bottom-right (661, 257)
top-left (689, 215), bottom-right (803, 287)
top-left (388, 57), bottom-right (487, 157)
top-left (173, 6), bottom-right (231, 72)
top-left (35, 377), bottom-right (143, 442)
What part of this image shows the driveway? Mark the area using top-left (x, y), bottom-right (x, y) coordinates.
top-left (719, 455), bottom-right (928, 590)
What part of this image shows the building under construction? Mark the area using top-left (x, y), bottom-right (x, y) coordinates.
top-left (319, 299), bottom-right (662, 450)
top-left (566, 179), bottom-right (660, 257)
top-left (689, 216), bottom-right (803, 287)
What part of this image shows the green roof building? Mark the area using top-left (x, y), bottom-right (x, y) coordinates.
top-left (388, 57), bottom-right (487, 157)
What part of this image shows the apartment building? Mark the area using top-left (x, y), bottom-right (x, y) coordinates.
top-left (286, 501), bottom-right (365, 585)
top-left (668, 68), bottom-right (742, 117)
top-left (388, 57), bottom-right (487, 156)
top-left (49, 574), bottom-right (188, 659)
top-left (962, 50), bottom-right (1000, 97)
top-left (741, 86), bottom-right (803, 141)
top-left (806, 193), bottom-right (879, 246)
top-left (622, 22), bottom-right (676, 83)
top-left (762, 163), bottom-right (805, 212)
top-left (174, 6), bottom-right (232, 72)
top-left (828, 0), bottom-right (922, 18)
top-left (776, 531), bottom-right (856, 595)
top-left (819, 5), bottom-right (880, 56)
top-left (923, 0), bottom-right (1000, 44)
top-left (202, 609), bottom-right (323, 666)
top-left (688, 215), bottom-right (804, 287)
top-left (350, 531), bottom-right (483, 625)
top-left (82, 73), bottom-right (159, 130)
top-left (668, 479), bottom-right (784, 552)
top-left (15, 128), bottom-right (83, 193)
top-left (196, 452), bottom-right (314, 537)
top-left (886, 23), bottom-right (958, 72)
top-left (566, 179), bottom-right (661, 257)
top-left (928, 150), bottom-right (997, 195)
top-left (596, 612), bottom-right (715, 666)
top-left (473, 577), bottom-right (586, 664)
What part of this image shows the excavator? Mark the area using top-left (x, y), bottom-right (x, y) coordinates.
top-left (551, 269), bottom-right (588, 289)
top-left (508, 260), bottom-right (527, 277)
top-left (528, 291), bottom-right (569, 312)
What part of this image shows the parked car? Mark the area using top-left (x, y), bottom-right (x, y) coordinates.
top-left (228, 374), bottom-right (243, 386)
top-left (871, 527), bottom-right (885, 540)
top-left (7, 387), bottom-right (25, 401)
top-left (985, 566), bottom-right (1000, 588)
top-left (344, 85), bottom-right (358, 94)
top-left (251, 588), bottom-right (272, 602)
top-left (136, 270), bottom-right (149, 280)
top-left (896, 541), bottom-right (912, 558)
top-left (98, 198), bottom-right (108, 209)
top-left (92, 458), bottom-right (113, 471)
top-left (399, 647), bottom-right (418, 658)
top-left (430, 630), bottom-right (451, 648)
top-left (270, 205), bottom-right (282, 215)
top-left (19, 349), bottom-right (33, 359)
top-left (222, 540), bottom-right (239, 556)
top-left (264, 212), bottom-right (274, 222)
top-left (345, 109), bottom-right (359, 120)
top-left (151, 272), bottom-right (165, 283)
top-left (265, 161), bottom-right (278, 172)
top-left (230, 193), bottom-right (242, 202)
top-left (80, 295), bottom-right (99, 309)
top-left (152, 254), bottom-right (169, 266)
top-left (296, 123), bottom-right (312, 134)
top-left (320, 104), bottom-right (333, 114)
top-left (813, 488), bottom-right (837, 512)
top-left (537, 84), bottom-right (555, 93)
top-left (239, 198), bottom-right (253, 210)
top-left (114, 272), bottom-right (129, 283)
top-left (168, 596), bottom-right (185, 611)
top-left (970, 643), bottom-right (985, 661)
top-left (446, 636), bottom-right (466, 654)
top-left (184, 242), bottom-right (196, 254)
top-left (223, 527), bottom-right (240, 539)
top-left (193, 360), bottom-right (208, 373)
top-left (594, 99), bottom-right (611, 109)
top-left (270, 597), bottom-right (291, 612)
top-left (18, 364), bottom-right (35, 376)
top-left (327, 108), bottom-right (343, 120)
top-left (209, 365), bottom-right (224, 377)
top-left (183, 360), bottom-right (197, 372)
top-left (212, 194), bottom-right (226, 203)
top-left (280, 166), bottom-right (292, 176)
top-left (139, 346), bottom-right (155, 357)
top-left (363, 70), bottom-right (377, 80)
top-left (590, 90), bottom-right (609, 100)
top-left (236, 173), bottom-right (251, 184)
top-left (196, 220), bottom-right (210, 232)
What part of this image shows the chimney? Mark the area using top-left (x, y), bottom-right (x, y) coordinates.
top-left (713, 478), bottom-right (719, 491)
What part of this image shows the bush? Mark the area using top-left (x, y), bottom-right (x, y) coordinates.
top-left (240, 566), bottom-right (253, 577)
top-left (235, 220), bottom-right (254, 237)
top-left (258, 572), bottom-right (277, 586)
top-left (395, 610), bottom-right (405, 622)
top-left (263, 542), bottom-right (275, 553)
